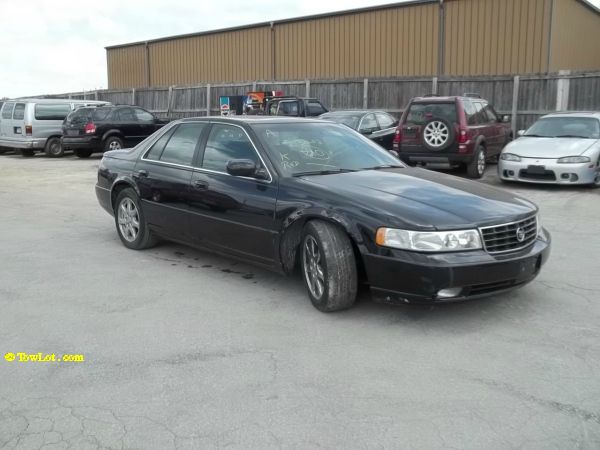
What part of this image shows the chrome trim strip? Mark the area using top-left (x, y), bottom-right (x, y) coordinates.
top-left (140, 121), bottom-right (273, 183)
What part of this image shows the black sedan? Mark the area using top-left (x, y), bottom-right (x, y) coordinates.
top-left (318, 110), bottom-right (398, 150)
top-left (96, 117), bottom-right (551, 312)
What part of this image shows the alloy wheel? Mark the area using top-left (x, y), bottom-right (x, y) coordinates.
top-left (117, 198), bottom-right (140, 242)
top-left (303, 235), bottom-right (325, 299)
top-left (423, 120), bottom-right (450, 148)
top-left (109, 140), bottom-right (122, 150)
top-left (477, 149), bottom-right (486, 175)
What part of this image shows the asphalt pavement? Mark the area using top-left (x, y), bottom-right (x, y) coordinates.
top-left (1, 152), bottom-right (599, 449)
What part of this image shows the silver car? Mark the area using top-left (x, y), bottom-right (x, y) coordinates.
top-left (499, 112), bottom-right (600, 187)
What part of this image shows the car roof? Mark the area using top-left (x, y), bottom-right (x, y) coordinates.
top-left (542, 111), bottom-right (600, 119)
top-left (180, 116), bottom-right (324, 125)
top-left (321, 110), bottom-right (388, 115)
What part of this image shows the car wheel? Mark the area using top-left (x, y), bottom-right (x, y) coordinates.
top-left (467, 145), bottom-right (486, 179)
top-left (74, 149), bottom-right (93, 158)
top-left (44, 137), bottom-right (64, 157)
top-left (421, 117), bottom-right (455, 151)
top-left (114, 188), bottom-right (157, 250)
top-left (300, 220), bottom-right (357, 312)
top-left (20, 149), bottom-right (35, 157)
top-left (104, 136), bottom-right (124, 152)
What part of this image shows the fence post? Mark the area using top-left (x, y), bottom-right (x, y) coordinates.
top-left (363, 78), bottom-right (368, 109)
top-left (167, 86), bottom-right (174, 120)
top-left (131, 88), bottom-right (136, 105)
top-left (94, 91), bottom-right (98, 101)
top-left (252, 81), bottom-right (257, 91)
top-left (511, 75), bottom-right (520, 134)
top-left (206, 84), bottom-right (211, 116)
top-left (305, 80), bottom-right (311, 97)
top-left (432, 77), bottom-right (438, 95)
top-left (556, 69), bottom-right (571, 111)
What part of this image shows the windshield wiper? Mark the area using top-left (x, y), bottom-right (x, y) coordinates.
top-left (292, 168), bottom-right (359, 177)
top-left (360, 164), bottom-right (405, 170)
top-left (554, 134), bottom-right (590, 138)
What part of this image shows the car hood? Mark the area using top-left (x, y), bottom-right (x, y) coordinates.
top-left (299, 168), bottom-right (537, 230)
top-left (505, 137), bottom-right (598, 158)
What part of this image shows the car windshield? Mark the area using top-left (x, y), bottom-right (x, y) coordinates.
top-left (405, 102), bottom-right (457, 125)
top-left (252, 122), bottom-right (403, 176)
top-left (320, 113), bottom-right (362, 130)
top-left (525, 117), bottom-right (600, 139)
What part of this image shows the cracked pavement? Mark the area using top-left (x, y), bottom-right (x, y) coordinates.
top-left (0, 153), bottom-right (599, 449)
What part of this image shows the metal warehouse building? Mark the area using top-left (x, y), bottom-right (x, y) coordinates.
top-left (106, 0), bottom-right (600, 89)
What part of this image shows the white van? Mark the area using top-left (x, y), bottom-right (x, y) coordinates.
top-left (0, 98), bottom-right (109, 157)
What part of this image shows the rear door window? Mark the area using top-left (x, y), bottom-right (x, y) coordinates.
top-left (306, 101), bottom-right (327, 116)
top-left (157, 122), bottom-right (206, 166)
top-left (34, 104), bottom-right (71, 120)
top-left (405, 102), bottom-right (457, 125)
top-left (92, 108), bottom-right (112, 121)
top-left (2, 103), bottom-right (15, 119)
top-left (12, 103), bottom-right (25, 120)
top-left (277, 101), bottom-right (300, 116)
top-left (375, 112), bottom-right (396, 129)
top-left (359, 114), bottom-right (379, 132)
top-left (472, 102), bottom-right (487, 124)
top-left (117, 108), bottom-right (137, 122)
top-left (134, 108), bottom-right (155, 122)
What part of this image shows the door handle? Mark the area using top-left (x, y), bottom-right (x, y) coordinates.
top-left (193, 180), bottom-right (208, 190)
top-left (136, 170), bottom-right (148, 178)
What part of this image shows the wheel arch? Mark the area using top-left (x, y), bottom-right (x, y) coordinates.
top-left (110, 177), bottom-right (140, 211)
top-left (279, 212), bottom-right (367, 282)
top-left (101, 130), bottom-right (124, 144)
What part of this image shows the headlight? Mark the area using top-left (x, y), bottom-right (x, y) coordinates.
top-left (500, 153), bottom-right (521, 162)
top-left (376, 228), bottom-right (482, 252)
top-left (556, 156), bottom-right (591, 164)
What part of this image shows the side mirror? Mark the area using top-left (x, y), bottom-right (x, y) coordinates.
top-left (360, 127), bottom-right (375, 135)
top-left (226, 159), bottom-right (257, 177)
top-left (502, 115), bottom-right (510, 123)
top-left (517, 129), bottom-right (526, 137)
top-left (388, 150), bottom-right (399, 158)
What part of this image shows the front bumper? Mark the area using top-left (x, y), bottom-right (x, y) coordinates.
top-left (364, 229), bottom-right (551, 304)
top-left (0, 137), bottom-right (45, 149)
top-left (61, 135), bottom-right (101, 150)
top-left (499, 157), bottom-right (599, 185)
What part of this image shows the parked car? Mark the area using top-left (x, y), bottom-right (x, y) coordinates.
top-left (61, 105), bottom-right (167, 158)
top-left (318, 110), bottom-right (398, 150)
top-left (0, 99), bottom-right (109, 157)
top-left (393, 94), bottom-right (512, 178)
top-left (499, 112), bottom-right (600, 187)
top-left (96, 117), bottom-right (550, 312)
top-left (265, 96), bottom-right (328, 117)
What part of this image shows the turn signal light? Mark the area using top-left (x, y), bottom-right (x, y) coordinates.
top-left (458, 128), bottom-right (468, 144)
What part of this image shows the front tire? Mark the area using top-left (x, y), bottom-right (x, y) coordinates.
top-left (44, 137), bottom-right (64, 157)
top-left (300, 220), bottom-right (357, 312)
top-left (467, 145), bottom-right (486, 179)
top-left (114, 188), bottom-right (157, 250)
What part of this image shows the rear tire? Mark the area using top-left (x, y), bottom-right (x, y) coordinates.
top-left (467, 145), bottom-right (486, 179)
top-left (114, 188), bottom-right (157, 250)
top-left (300, 220), bottom-right (357, 312)
top-left (74, 149), bottom-right (93, 158)
top-left (104, 136), bottom-right (124, 152)
top-left (20, 149), bottom-right (34, 157)
top-left (44, 137), bottom-right (64, 157)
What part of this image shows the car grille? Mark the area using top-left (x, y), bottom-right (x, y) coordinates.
top-left (480, 216), bottom-right (537, 254)
top-left (519, 169), bottom-right (556, 181)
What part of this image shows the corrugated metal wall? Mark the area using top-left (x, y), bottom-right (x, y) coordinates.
top-left (550, 0), bottom-right (600, 72)
top-left (443, 0), bottom-right (552, 75)
top-left (105, 0), bottom-right (600, 89)
top-left (106, 44), bottom-right (147, 89)
top-left (274, 3), bottom-right (439, 80)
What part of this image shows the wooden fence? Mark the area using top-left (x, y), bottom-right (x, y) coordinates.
top-left (46, 71), bottom-right (600, 132)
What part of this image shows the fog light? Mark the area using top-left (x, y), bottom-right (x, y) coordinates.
top-left (508, 170), bottom-right (514, 176)
top-left (437, 287), bottom-right (462, 299)
top-left (561, 173), bottom-right (569, 179)
top-left (570, 174), bottom-right (578, 182)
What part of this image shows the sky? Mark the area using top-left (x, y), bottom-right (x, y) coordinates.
top-left (1, 0), bottom-right (599, 98)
